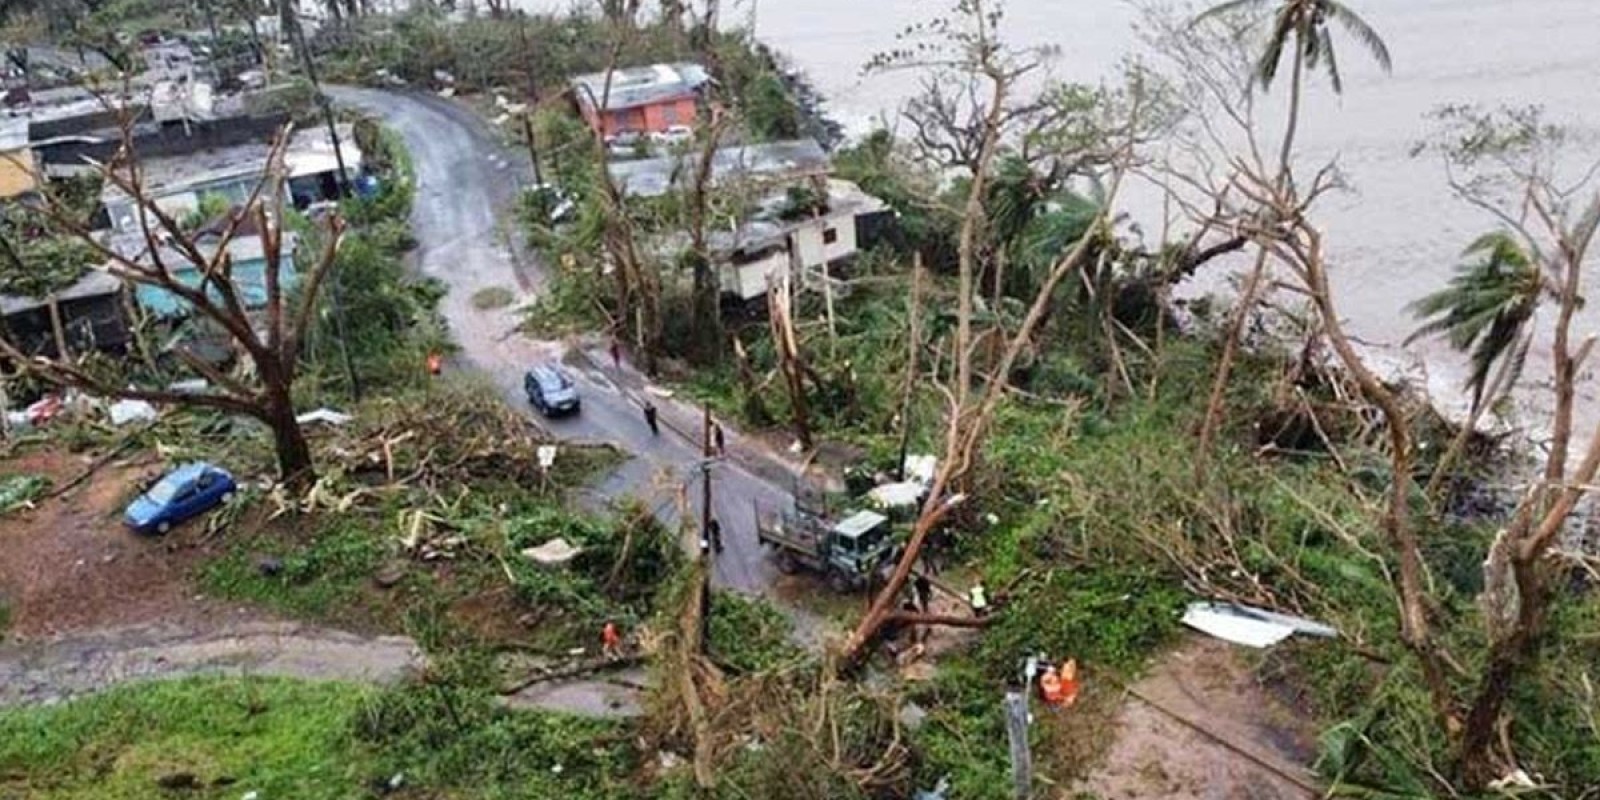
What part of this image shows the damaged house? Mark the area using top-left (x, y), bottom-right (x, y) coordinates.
top-left (607, 138), bottom-right (893, 301)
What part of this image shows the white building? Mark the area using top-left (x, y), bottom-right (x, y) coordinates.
top-left (715, 180), bottom-right (886, 300)
top-left (608, 139), bottom-right (889, 301)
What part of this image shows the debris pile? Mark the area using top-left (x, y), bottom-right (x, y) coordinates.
top-left (321, 387), bottom-right (566, 490)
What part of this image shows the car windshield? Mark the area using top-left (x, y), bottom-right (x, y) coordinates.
top-left (541, 371), bottom-right (571, 390)
top-left (145, 476), bottom-right (185, 504)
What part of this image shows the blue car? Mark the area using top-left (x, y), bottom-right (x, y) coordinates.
top-left (124, 462), bottom-right (237, 534)
top-left (524, 364), bottom-right (581, 417)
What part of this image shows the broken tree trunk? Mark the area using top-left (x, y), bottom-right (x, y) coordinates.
top-left (1196, 246), bottom-right (1269, 470)
top-left (767, 277), bottom-right (814, 451)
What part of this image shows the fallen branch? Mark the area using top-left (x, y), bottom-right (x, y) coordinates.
top-left (45, 439), bottom-right (138, 499)
top-left (498, 653), bottom-right (648, 695)
top-left (881, 611), bottom-right (992, 629)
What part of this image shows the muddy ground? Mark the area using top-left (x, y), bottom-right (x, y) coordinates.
top-left (1074, 637), bottom-right (1321, 799)
top-left (0, 447), bottom-right (423, 706)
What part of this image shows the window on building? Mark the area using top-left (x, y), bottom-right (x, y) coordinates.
top-left (822, 227), bottom-right (838, 245)
top-left (662, 104), bottom-right (679, 125)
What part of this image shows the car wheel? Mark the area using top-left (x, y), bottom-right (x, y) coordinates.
top-left (828, 570), bottom-right (853, 594)
top-left (156, 521), bottom-right (171, 535)
top-left (776, 551), bottom-right (799, 575)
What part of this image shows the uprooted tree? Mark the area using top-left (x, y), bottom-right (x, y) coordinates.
top-left (0, 123), bottom-right (344, 486)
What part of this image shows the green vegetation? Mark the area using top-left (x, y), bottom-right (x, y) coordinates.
top-left (325, 6), bottom-right (794, 121)
top-left (0, 676), bottom-right (636, 800)
top-left (706, 592), bottom-right (802, 674)
top-left (196, 383), bottom-right (642, 655)
top-left (472, 285), bottom-right (517, 310)
top-left (0, 473), bottom-right (50, 515)
top-left (0, 179), bottom-right (102, 298)
top-left (744, 73), bottom-right (804, 141)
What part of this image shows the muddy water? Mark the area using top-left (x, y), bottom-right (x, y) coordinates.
top-left (518, 0), bottom-right (1600, 447)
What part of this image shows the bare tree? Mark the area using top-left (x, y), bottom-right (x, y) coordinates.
top-left (1201, 76), bottom-right (1600, 790)
top-left (0, 126), bottom-right (344, 486)
top-left (577, 0), bottom-right (664, 373)
top-left (842, 0), bottom-right (1151, 662)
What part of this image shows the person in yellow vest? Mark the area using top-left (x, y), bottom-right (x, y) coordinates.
top-left (968, 582), bottom-right (989, 617)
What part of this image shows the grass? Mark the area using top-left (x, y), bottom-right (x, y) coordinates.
top-left (0, 676), bottom-right (639, 800)
top-left (472, 285), bottom-right (518, 310)
top-left (0, 678), bottom-right (369, 799)
top-left (197, 480), bottom-right (671, 656)
top-left (0, 473), bottom-right (50, 515)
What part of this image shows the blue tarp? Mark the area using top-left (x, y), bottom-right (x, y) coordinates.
top-left (135, 254), bottom-right (297, 318)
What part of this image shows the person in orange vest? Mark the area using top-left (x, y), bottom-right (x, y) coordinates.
top-left (1040, 659), bottom-right (1082, 708)
top-left (602, 620), bottom-right (622, 660)
top-left (1057, 658), bottom-right (1080, 707)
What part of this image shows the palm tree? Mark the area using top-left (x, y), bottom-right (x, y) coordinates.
top-left (1195, 0), bottom-right (1392, 173)
top-left (1406, 231), bottom-right (1548, 413)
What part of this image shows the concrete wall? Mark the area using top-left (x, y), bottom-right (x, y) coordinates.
top-left (723, 249), bottom-right (788, 300)
top-left (791, 211), bottom-right (859, 270)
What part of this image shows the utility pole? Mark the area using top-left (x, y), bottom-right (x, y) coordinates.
top-left (1004, 691), bottom-right (1033, 799)
top-left (288, 10), bottom-right (351, 195)
top-left (286, 8), bottom-right (361, 400)
top-left (699, 405), bottom-right (715, 642)
top-left (516, 15), bottom-right (545, 186)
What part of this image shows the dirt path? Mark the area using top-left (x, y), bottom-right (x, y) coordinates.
top-left (1076, 637), bottom-right (1321, 799)
top-left (0, 621), bottom-right (423, 706)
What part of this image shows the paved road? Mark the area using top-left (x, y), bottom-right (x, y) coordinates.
top-left (328, 88), bottom-right (804, 604)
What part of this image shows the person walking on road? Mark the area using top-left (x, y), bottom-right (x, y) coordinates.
top-left (713, 422), bottom-right (726, 456)
top-left (643, 401), bottom-right (659, 436)
top-left (609, 338), bottom-right (622, 370)
top-left (707, 518), bottom-right (723, 554)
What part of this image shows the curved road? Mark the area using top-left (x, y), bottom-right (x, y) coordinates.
top-left (0, 90), bottom-right (814, 714)
top-left (328, 88), bottom-right (803, 604)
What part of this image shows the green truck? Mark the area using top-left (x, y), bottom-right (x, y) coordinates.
top-left (755, 505), bottom-right (895, 592)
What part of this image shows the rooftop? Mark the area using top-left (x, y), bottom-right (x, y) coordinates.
top-left (834, 510), bottom-right (888, 539)
top-left (0, 119), bottom-right (27, 150)
top-left (0, 270), bottom-right (122, 316)
top-left (100, 123), bottom-right (359, 204)
top-left (712, 180), bottom-right (888, 256)
top-left (608, 138), bottom-right (830, 198)
top-left (571, 62), bottom-right (710, 112)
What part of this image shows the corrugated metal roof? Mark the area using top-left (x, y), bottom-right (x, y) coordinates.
top-left (608, 138), bottom-right (829, 198)
top-left (0, 119), bottom-right (29, 151)
top-left (0, 270), bottom-right (123, 316)
top-left (571, 62), bottom-right (709, 112)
